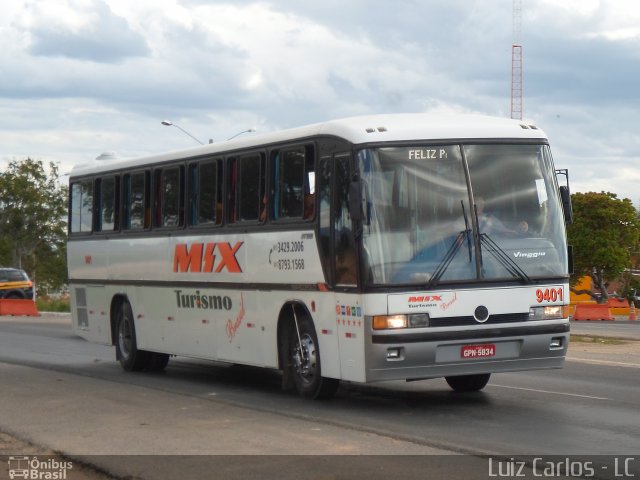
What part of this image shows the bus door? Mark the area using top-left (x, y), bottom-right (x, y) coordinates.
top-left (318, 152), bottom-right (366, 382)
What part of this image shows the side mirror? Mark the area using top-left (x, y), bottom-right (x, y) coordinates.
top-left (559, 185), bottom-right (573, 225)
top-left (567, 244), bottom-right (574, 274)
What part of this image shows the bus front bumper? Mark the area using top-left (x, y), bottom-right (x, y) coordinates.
top-left (365, 322), bottom-right (569, 382)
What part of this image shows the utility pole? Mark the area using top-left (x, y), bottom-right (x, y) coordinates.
top-left (511, 0), bottom-right (523, 120)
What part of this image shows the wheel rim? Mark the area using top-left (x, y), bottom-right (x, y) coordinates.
top-left (292, 333), bottom-right (317, 385)
top-left (118, 312), bottom-right (133, 358)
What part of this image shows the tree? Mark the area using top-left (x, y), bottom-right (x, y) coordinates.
top-left (0, 158), bottom-right (68, 291)
top-left (567, 191), bottom-right (640, 303)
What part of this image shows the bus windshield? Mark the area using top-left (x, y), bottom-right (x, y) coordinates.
top-left (358, 144), bottom-right (568, 286)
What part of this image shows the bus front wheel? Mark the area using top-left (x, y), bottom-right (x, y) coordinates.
top-left (445, 373), bottom-right (491, 392)
top-left (289, 316), bottom-right (338, 399)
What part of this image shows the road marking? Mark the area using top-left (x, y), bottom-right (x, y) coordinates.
top-left (489, 384), bottom-right (609, 401)
top-left (567, 357), bottom-right (640, 369)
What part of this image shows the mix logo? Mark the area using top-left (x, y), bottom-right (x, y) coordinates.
top-left (173, 241), bottom-right (243, 273)
top-left (406, 292), bottom-right (458, 311)
top-left (408, 295), bottom-right (443, 303)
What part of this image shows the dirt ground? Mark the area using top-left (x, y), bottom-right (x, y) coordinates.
top-left (0, 431), bottom-right (113, 479)
top-left (567, 335), bottom-right (640, 366)
top-left (0, 430), bottom-right (50, 455)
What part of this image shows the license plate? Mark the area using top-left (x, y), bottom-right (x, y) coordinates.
top-left (461, 344), bottom-right (496, 359)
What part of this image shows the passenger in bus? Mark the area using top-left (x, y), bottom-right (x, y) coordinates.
top-left (475, 196), bottom-right (528, 236)
top-left (336, 230), bottom-right (358, 285)
top-left (303, 193), bottom-right (315, 219)
top-left (259, 194), bottom-right (267, 222)
top-left (516, 219), bottom-right (529, 233)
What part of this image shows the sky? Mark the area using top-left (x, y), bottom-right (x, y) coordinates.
top-left (1, 0), bottom-right (639, 205)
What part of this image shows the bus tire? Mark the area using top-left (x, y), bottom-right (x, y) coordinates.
top-left (115, 301), bottom-right (148, 371)
top-left (115, 301), bottom-right (170, 372)
top-left (289, 316), bottom-right (338, 399)
top-left (147, 352), bottom-right (170, 371)
top-left (445, 373), bottom-right (491, 392)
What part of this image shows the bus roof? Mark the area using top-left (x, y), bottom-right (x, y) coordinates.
top-left (70, 113), bottom-right (548, 177)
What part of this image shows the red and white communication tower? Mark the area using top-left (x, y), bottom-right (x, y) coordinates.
top-left (511, 0), bottom-right (523, 120)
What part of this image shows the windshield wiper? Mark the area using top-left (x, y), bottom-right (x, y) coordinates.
top-left (427, 201), bottom-right (473, 288)
top-left (461, 200), bottom-right (473, 263)
top-left (479, 233), bottom-right (532, 284)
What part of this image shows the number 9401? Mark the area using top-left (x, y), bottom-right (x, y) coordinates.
top-left (536, 288), bottom-right (563, 303)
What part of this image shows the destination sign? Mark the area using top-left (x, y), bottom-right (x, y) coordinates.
top-left (408, 148), bottom-right (450, 160)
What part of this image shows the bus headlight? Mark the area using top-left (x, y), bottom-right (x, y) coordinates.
top-left (529, 306), bottom-right (564, 320)
top-left (372, 313), bottom-right (430, 330)
top-left (408, 313), bottom-right (430, 328)
top-left (373, 315), bottom-right (407, 330)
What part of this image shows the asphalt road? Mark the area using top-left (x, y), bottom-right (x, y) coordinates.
top-left (570, 318), bottom-right (640, 340)
top-left (1, 314), bottom-right (639, 480)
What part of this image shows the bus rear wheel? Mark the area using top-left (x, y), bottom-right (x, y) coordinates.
top-left (115, 301), bottom-right (169, 372)
top-left (289, 316), bottom-right (338, 399)
top-left (445, 373), bottom-right (491, 392)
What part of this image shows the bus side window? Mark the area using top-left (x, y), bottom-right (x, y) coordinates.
top-left (317, 156), bottom-right (333, 283)
top-left (236, 153), bottom-right (265, 222)
top-left (97, 175), bottom-right (118, 232)
top-left (123, 171), bottom-right (149, 230)
top-left (273, 145), bottom-right (315, 221)
top-left (70, 180), bottom-right (94, 234)
top-left (193, 159), bottom-right (223, 226)
top-left (153, 170), bottom-right (162, 227)
top-left (278, 148), bottom-right (305, 218)
top-left (304, 145), bottom-right (316, 220)
top-left (334, 154), bottom-right (357, 286)
top-left (227, 157), bottom-right (237, 223)
top-left (270, 151), bottom-right (281, 220)
top-left (153, 166), bottom-right (183, 228)
top-left (188, 163), bottom-right (198, 225)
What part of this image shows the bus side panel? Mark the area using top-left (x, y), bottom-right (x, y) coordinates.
top-left (68, 240), bottom-right (111, 345)
top-left (132, 286), bottom-right (177, 355)
top-left (334, 293), bottom-right (366, 382)
top-left (128, 285), bottom-right (277, 368)
top-left (69, 284), bottom-right (112, 345)
top-left (215, 290), bottom-right (266, 366)
top-left (69, 229), bottom-right (330, 369)
top-left (303, 293), bottom-right (340, 380)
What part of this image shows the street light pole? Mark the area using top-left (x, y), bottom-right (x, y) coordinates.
top-left (161, 120), bottom-right (204, 145)
top-left (227, 128), bottom-right (256, 140)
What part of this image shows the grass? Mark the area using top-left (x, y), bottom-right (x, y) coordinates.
top-left (35, 296), bottom-right (70, 313)
top-left (570, 334), bottom-right (627, 345)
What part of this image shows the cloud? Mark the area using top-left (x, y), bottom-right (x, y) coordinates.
top-left (22, 0), bottom-right (149, 62)
top-left (0, 0), bottom-right (638, 206)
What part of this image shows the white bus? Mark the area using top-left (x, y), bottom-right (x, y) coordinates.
top-left (68, 113), bottom-right (572, 399)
